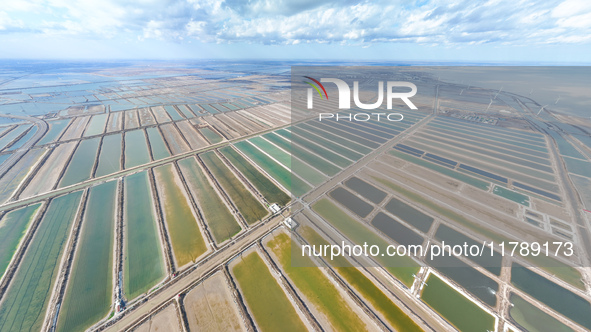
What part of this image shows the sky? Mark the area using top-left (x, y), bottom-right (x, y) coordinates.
top-left (1, 0), bottom-right (591, 62)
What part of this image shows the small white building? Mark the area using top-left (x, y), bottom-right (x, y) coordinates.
top-left (283, 217), bottom-right (297, 229)
top-left (269, 203), bottom-right (281, 214)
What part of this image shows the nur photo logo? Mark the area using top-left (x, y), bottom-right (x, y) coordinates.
top-left (304, 76), bottom-right (418, 110)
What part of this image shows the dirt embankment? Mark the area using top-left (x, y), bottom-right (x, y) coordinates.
top-left (148, 168), bottom-right (175, 275)
top-left (130, 302), bottom-right (183, 332)
top-left (0, 202), bottom-right (48, 299)
top-left (42, 189), bottom-right (89, 332)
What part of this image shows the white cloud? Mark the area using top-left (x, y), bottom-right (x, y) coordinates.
top-left (1, 0), bottom-right (590, 47)
top-left (552, 0), bottom-right (591, 17)
top-left (0, 11), bottom-right (24, 31)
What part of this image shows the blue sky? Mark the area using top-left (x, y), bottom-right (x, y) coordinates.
top-left (1, 0), bottom-right (591, 62)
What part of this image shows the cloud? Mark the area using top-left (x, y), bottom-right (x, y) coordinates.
top-left (2, 0), bottom-right (591, 46)
top-left (0, 11), bottom-right (25, 31)
top-left (552, 0), bottom-right (591, 29)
